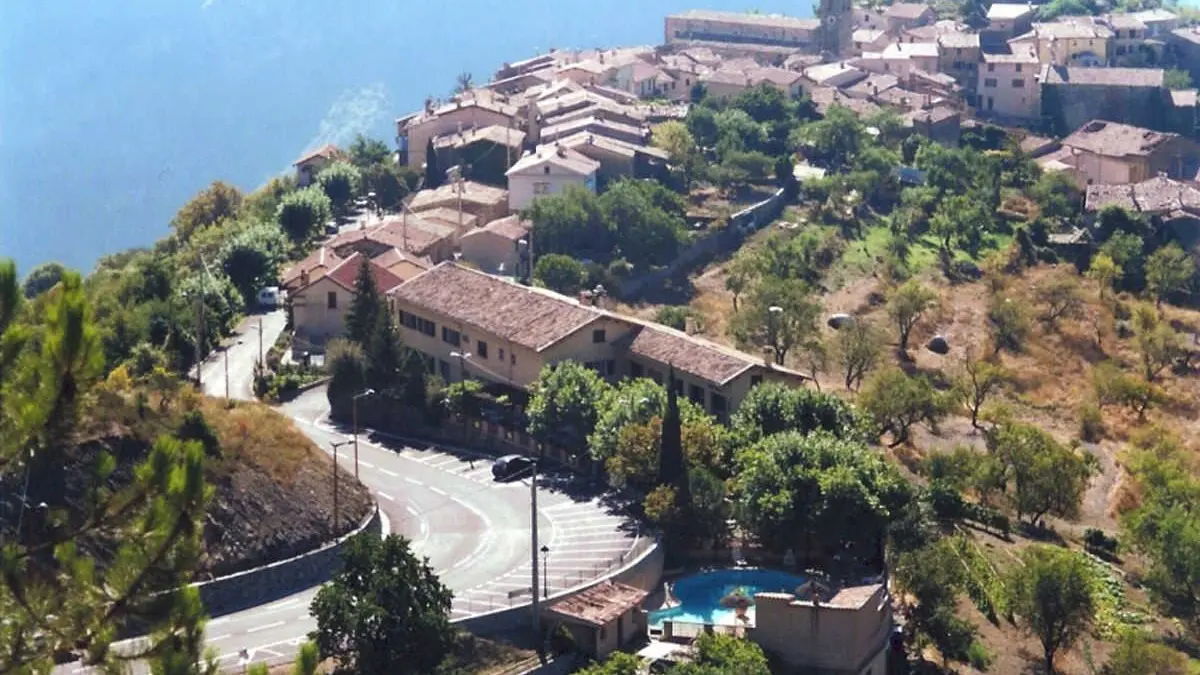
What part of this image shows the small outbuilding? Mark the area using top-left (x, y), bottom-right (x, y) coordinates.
top-left (543, 580), bottom-right (649, 659)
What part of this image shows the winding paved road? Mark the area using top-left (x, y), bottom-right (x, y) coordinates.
top-left (67, 311), bottom-right (641, 672)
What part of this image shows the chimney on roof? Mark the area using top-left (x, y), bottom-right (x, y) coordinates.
top-left (762, 346), bottom-right (775, 367)
top-left (300, 270), bottom-right (309, 287)
top-left (557, 144), bottom-right (567, 157)
top-left (684, 316), bottom-right (697, 335)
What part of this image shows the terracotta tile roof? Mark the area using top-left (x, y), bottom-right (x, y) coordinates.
top-left (938, 30), bottom-right (981, 48)
top-left (631, 61), bottom-right (666, 83)
top-left (508, 144), bottom-right (601, 177)
top-left (328, 217), bottom-right (454, 257)
top-left (412, 206), bottom-right (479, 231)
top-left (669, 9), bottom-right (820, 30)
top-left (1085, 175), bottom-right (1200, 213)
top-left (545, 580), bottom-right (648, 628)
top-left (319, 252), bottom-right (406, 294)
top-left (1134, 8), bottom-right (1177, 22)
top-left (388, 262), bottom-right (602, 351)
top-left (702, 69), bottom-right (752, 86)
top-left (293, 143), bottom-right (341, 166)
top-left (433, 125), bottom-right (526, 150)
top-left (409, 181), bottom-right (509, 211)
top-left (904, 105), bottom-right (960, 125)
top-left (281, 246), bottom-right (343, 288)
top-left (371, 247), bottom-right (433, 275)
top-left (826, 583), bottom-right (885, 609)
top-left (809, 86), bottom-right (883, 116)
top-left (883, 41), bottom-right (941, 58)
top-left (748, 66), bottom-right (804, 86)
top-left (477, 215), bottom-right (532, 241)
top-left (539, 115), bottom-right (648, 145)
top-left (1042, 66), bottom-right (1164, 87)
top-left (621, 322), bottom-right (755, 385)
top-left (1023, 18), bottom-right (1113, 40)
top-left (1062, 119), bottom-right (1178, 158)
top-left (981, 46), bottom-right (1039, 63)
top-left (844, 73), bottom-right (901, 99)
top-left (854, 28), bottom-right (887, 44)
top-left (1106, 13), bottom-right (1147, 30)
top-left (885, 2), bottom-right (934, 19)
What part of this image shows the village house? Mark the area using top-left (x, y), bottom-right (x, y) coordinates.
top-left (879, 41), bottom-right (941, 75)
top-left (853, 28), bottom-right (891, 54)
top-left (458, 215), bottom-right (531, 276)
top-left (905, 105), bottom-right (963, 145)
top-left (937, 30), bottom-right (981, 91)
top-left (978, 46), bottom-right (1041, 121)
top-left (408, 180), bottom-right (510, 225)
top-left (1040, 66), bottom-right (1171, 135)
top-left (291, 253), bottom-right (405, 348)
top-left (747, 66), bottom-right (807, 97)
top-left (543, 581), bottom-right (649, 660)
top-left (556, 132), bottom-right (670, 183)
top-left (539, 115), bottom-right (649, 148)
top-left (280, 246), bottom-right (343, 294)
top-left (803, 61), bottom-right (868, 89)
top-left (1058, 119), bottom-right (1199, 184)
top-left (1105, 13), bottom-right (1156, 66)
top-left (664, 10), bottom-right (820, 50)
top-left (1136, 8), bottom-right (1179, 38)
top-left (556, 59), bottom-right (616, 86)
top-left (487, 70), bottom-right (556, 97)
top-left (854, 5), bottom-right (888, 31)
top-left (883, 3), bottom-right (937, 33)
top-left (1084, 175), bottom-right (1200, 247)
top-left (397, 96), bottom-right (520, 170)
top-left (615, 61), bottom-right (674, 98)
top-left (505, 145), bottom-right (600, 212)
top-left (292, 144), bottom-right (343, 187)
top-left (368, 248), bottom-right (432, 281)
top-left (1010, 19), bottom-right (1112, 66)
top-left (698, 68), bottom-right (754, 101)
top-left (983, 2), bottom-right (1036, 48)
top-left (387, 263), bottom-right (809, 419)
top-left (327, 216), bottom-right (457, 265)
top-left (1168, 25), bottom-right (1200, 85)
top-left (430, 125), bottom-right (526, 187)
top-left (750, 584), bottom-right (892, 675)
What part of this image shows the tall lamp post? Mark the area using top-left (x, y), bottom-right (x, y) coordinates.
top-left (530, 461), bottom-right (541, 650)
top-left (449, 350), bottom-right (471, 382)
top-left (352, 389), bottom-right (376, 479)
top-left (540, 545), bottom-right (550, 597)
top-left (331, 440), bottom-right (353, 534)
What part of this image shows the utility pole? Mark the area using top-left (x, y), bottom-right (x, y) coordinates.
top-left (258, 316), bottom-right (264, 366)
top-left (351, 389), bottom-right (375, 479)
top-left (331, 440), bottom-right (352, 534)
top-left (530, 461), bottom-right (541, 649)
top-left (224, 347), bottom-right (230, 399)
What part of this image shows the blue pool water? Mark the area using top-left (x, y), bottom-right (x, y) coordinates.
top-left (648, 568), bottom-right (808, 628)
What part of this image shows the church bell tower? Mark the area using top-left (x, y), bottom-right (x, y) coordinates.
top-left (815, 0), bottom-right (854, 60)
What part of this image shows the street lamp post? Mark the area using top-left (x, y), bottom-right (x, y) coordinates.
top-left (540, 545), bottom-right (550, 597)
top-left (449, 350), bottom-right (471, 382)
top-left (330, 440), bottom-right (353, 534)
top-left (352, 389), bottom-right (376, 479)
top-left (530, 461), bottom-right (541, 650)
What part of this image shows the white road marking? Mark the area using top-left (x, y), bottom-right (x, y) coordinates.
top-left (406, 505), bottom-right (419, 517)
top-left (358, 460), bottom-right (375, 469)
top-left (377, 491), bottom-right (395, 501)
top-left (429, 486), bottom-right (447, 496)
top-left (379, 467), bottom-right (399, 477)
top-left (404, 477), bottom-right (422, 485)
top-left (247, 620), bottom-right (286, 634)
top-left (207, 633), bottom-right (232, 642)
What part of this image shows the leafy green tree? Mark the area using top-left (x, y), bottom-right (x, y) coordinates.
top-left (318, 161), bottom-right (363, 216)
top-left (1007, 545), bottom-right (1096, 674)
top-left (987, 421), bottom-right (1094, 526)
top-left (676, 632), bottom-right (771, 675)
top-left (723, 252), bottom-right (760, 313)
top-left (1103, 630), bottom-right (1191, 675)
top-left (219, 220), bottom-right (289, 304)
top-left (292, 641), bottom-right (320, 675)
top-left (729, 277), bottom-right (821, 366)
top-left (955, 353), bottom-right (1009, 429)
top-left (362, 163), bottom-right (410, 212)
top-left (326, 338), bottom-right (368, 412)
top-left (651, 120), bottom-right (702, 187)
top-left (1029, 170), bottom-right (1081, 223)
top-left (791, 105), bottom-right (864, 172)
top-left (930, 193), bottom-right (993, 255)
top-left (170, 180), bottom-right (244, 241)
top-left (277, 186), bottom-right (333, 245)
top-left (589, 378), bottom-right (705, 462)
top-left (1133, 307), bottom-right (1182, 381)
top-left (1164, 68), bottom-right (1194, 90)
top-left (424, 138), bottom-right (442, 189)
top-left (732, 430), bottom-right (910, 560)
top-left (687, 105), bottom-right (719, 148)
top-left (887, 279), bottom-right (939, 353)
top-left (859, 369), bottom-right (945, 447)
top-left (534, 253), bottom-right (587, 295)
top-left (309, 533), bottom-right (454, 675)
top-left (575, 652), bottom-right (642, 675)
top-left (21, 261), bottom-right (66, 298)
top-left (598, 179), bottom-right (685, 267)
top-left (242, 175), bottom-right (298, 223)
top-left (987, 296), bottom-right (1031, 355)
top-left (525, 185), bottom-right (610, 262)
top-left (344, 258), bottom-right (382, 345)
top-left (348, 134), bottom-right (392, 168)
top-left (1035, 270), bottom-right (1085, 327)
top-left (834, 319), bottom-right (884, 390)
top-left (1121, 429), bottom-right (1200, 625)
top-left (527, 361), bottom-right (611, 457)
top-left (894, 539), bottom-right (980, 667)
top-left (713, 108), bottom-right (767, 159)
top-left (1087, 252), bottom-right (1120, 302)
top-left (1145, 242), bottom-right (1194, 307)
top-left (731, 381), bottom-right (865, 444)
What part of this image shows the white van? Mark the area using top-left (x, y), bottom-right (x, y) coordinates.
top-left (256, 286), bottom-right (280, 308)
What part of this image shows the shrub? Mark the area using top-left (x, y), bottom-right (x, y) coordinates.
top-left (1084, 528), bottom-right (1119, 557)
top-left (655, 305), bottom-right (701, 332)
top-left (966, 640), bottom-right (993, 671)
top-left (1079, 402), bottom-right (1104, 442)
top-left (176, 409), bottom-right (221, 457)
top-left (987, 296), bottom-right (1031, 354)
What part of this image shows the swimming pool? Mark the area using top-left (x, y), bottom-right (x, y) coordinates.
top-left (648, 568), bottom-right (808, 628)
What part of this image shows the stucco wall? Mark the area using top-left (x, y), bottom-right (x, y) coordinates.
top-left (508, 171), bottom-right (596, 213)
top-left (292, 277), bottom-right (350, 346)
top-left (196, 507), bottom-right (381, 617)
top-left (1044, 83), bottom-right (1172, 136)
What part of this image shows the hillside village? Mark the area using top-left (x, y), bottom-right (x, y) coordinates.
top-left (8, 2), bottom-right (1200, 675)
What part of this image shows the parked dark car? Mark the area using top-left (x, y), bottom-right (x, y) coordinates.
top-left (491, 454), bottom-right (533, 481)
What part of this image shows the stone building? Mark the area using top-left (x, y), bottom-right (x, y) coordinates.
top-left (1041, 66), bottom-right (1172, 135)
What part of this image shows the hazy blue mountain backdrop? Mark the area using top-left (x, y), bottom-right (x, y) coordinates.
top-left (0, 0), bottom-right (803, 271)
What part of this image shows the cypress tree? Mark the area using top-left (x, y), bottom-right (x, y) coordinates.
top-left (424, 138), bottom-right (442, 189)
top-left (344, 257), bottom-right (380, 345)
top-left (659, 363), bottom-right (686, 496)
top-left (365, 300), bottom-right (403, 392)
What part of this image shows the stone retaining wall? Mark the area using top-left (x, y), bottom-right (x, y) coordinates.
top-left (196, 506), bottom-right (381, 617)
